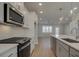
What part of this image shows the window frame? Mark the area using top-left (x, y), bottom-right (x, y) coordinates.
top-left (42, 25), bottom-right (52, 33)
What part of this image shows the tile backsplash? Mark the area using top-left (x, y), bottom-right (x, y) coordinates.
top-left (0, 24), bottom-right (28, 40)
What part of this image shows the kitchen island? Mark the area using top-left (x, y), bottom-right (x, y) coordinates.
top-left (50, 35), bottom-right (79, 57)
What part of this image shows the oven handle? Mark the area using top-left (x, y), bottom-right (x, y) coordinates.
top-left (19, 43), bottom-right (30, 51)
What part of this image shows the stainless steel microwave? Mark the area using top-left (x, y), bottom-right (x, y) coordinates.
top-left (4, 3), bottom-right (24, 26)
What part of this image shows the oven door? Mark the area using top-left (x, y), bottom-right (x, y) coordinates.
top-left (19, 43), bottom-right (30, 57)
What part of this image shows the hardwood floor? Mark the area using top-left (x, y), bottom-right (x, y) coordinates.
top-left (31, 37), bottom-right (55, 57)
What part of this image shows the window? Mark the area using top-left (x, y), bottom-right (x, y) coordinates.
top-left (42, 26), bottom-right (52, 33)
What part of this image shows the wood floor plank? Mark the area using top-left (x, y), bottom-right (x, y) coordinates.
top-left (31, 37), bottom-right (55, 57)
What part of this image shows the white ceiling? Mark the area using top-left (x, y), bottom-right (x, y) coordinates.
top-left (24, 2), bottom-right (79, 25)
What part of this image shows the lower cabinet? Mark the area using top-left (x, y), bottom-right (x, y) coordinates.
top-left (70, 47), bottom-right (79, 57)
top-left (56, 40), bottom-right (69, 57)
top-left (50, 36), bottom-right (56, 56)
top-left (51, 37), bottom-right (79, 57)
top-left (0, 46), bottom-right (17, 57)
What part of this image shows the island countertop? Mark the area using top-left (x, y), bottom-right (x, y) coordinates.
top-left (50, 34), bottom-right (79, 51)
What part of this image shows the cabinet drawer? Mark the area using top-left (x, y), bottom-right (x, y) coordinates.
top-left (57, 40), bottom-right (69, 51)
top-left (0, 46), bottom-right (17, 57)
top-left (70, 48), bottom-right (79, 57)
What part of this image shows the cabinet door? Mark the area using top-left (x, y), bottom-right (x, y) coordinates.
top-left (56, 40), bottom-right (69, 57)
top-left (59, 45), bottom-right (69, 57)
top-left (50, 37), bottom-right (53, 50)
top-left (56, 40), bottom-right (60, 57)
top-left (50, 37), bottom-right (56, 56)
top-left (70, 47), bottom-right (79, 57)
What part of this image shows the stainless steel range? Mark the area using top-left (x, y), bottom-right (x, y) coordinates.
top-left (0, 37), bottom-right (31, 57)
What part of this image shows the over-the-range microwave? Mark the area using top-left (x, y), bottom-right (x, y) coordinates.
top-left (4, 3), bottom-right (24, 26)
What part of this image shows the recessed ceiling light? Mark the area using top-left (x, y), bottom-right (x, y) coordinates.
top-left (73, 7), bottom-right (78, 10)
top-left (40, 11), bottom-right (43, 14)
top-left (38, 3), bottom-right (42, 6)
top-left (70, 10), bottom-right (73, 14)
top-left (59, 17), bottom-right (63, 21)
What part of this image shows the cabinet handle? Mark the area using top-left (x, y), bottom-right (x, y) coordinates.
top-left (8, 53), bottom-right (13, 57)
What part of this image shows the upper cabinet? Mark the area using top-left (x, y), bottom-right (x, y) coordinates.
top-left (9, 2), bottom-right (24, 12)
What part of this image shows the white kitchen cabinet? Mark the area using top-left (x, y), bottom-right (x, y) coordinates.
top-left (56, 40), bottom-right (60, 56)
top-left (50, 36), bottom-right (56, 56)
top-left (56, 40), bottom-right (69, 57)
top-left (70, 47), bottom-right (79, 57)
top-left (59, 44), bottom-right (69, 57)
top-left (9, 2), bottom-right (24, 12)
top-left (0, 46), bottom-right (17, 57)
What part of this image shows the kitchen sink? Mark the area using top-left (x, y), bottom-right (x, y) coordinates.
top-left (61, 38), bottom-right (79, 43)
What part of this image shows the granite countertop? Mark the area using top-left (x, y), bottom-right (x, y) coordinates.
top-left (50, 34), bottom-right (79, 51)
top-left (0, 44), bottom-right (18, 54)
